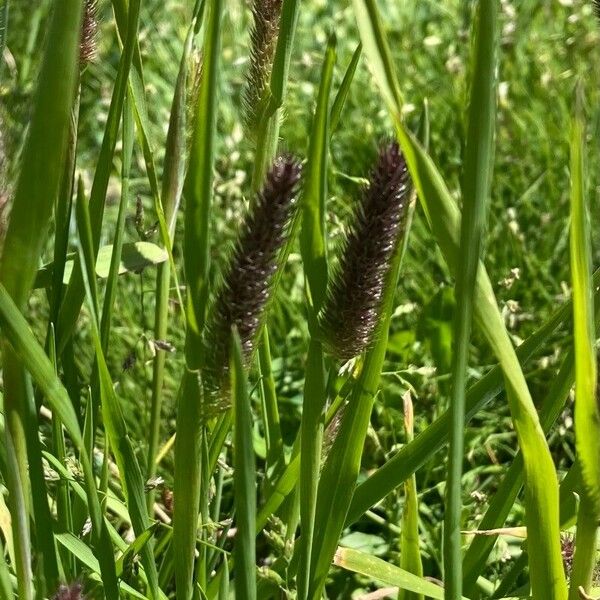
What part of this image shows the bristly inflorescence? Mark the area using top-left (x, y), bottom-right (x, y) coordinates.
top-left (80, 0), bottom-right (98, 66)
top-left (318, 141), bottom-right (410, 360)
top-left (201, 155), bottom-right (302, 408)
top-left (52, 582), bottom-right (85, 600)
top-left (242, 0), bottom-right (282, 137)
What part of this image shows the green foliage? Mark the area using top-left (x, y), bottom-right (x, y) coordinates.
top-left (0, 1), bottom-right (598, 599)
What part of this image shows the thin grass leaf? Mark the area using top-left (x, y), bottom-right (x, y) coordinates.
top-left (182, 0), bottom-right (224, 357)
top-left (334, 547), bottom-right (465, 600)
top-left (99, 94), bottom-right (135, 349)
top-left (173, 0), bottom-right (224, 594)
top-left (330, 42), bottom-right (362, 135)
top-left (297, 38), bottom-right (335, 599)
top-left (56, 0), bottom-right (141, 353)
top-left (0, 1), bottom-right (7, 70)
top-left (147, 11), bottom-right (196, 512)
top-left (231, 328), bottom-right (257, 600)
top-left (444, 3), bottom-right (497, 596)
top-left (568, 86), bottom-right (599, 599)
top-left (352, 2), bottom-right (567, 596)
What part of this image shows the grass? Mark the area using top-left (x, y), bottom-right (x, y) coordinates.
top-left (0, 0), bottom-right (600, 598)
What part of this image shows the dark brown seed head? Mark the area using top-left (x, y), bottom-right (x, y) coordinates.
top-left (201, 155), bottom-right (301, 409)
top-left (80, 0), bottom-right (98, 66)
top-left (53, 582), bottom-right (84, 600)
top-left (318, 141), bottom-right (410, 360)
top-left (242, 0), bottom-right (282, 137)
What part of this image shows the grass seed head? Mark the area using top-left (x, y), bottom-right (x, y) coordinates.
top-left (201, 155), bottom-right (301, 410)
top-left (242, 0), bottom-right (283, 137)
top-left (80, 0), bottom-right (98, 66)
top-left (318, 141), bottom-right (410, 360)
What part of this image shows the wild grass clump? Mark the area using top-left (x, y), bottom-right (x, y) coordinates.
top-left (0, 1), bottom-right (598, 600)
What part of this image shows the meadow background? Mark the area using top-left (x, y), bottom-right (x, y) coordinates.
top-left (1, 0), bottom-right (599, 598)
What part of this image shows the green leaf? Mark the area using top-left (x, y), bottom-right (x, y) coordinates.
top-left (444, 3), bottom-right (497, 596)
top-left (334, 547), bottom-right (467, 600)
top-left (330, 42), bottom-right (362, 135)
top-left (568, 85), bottom-right (600, 599)
top-left (297, 34), bottom-right (336, 600)
top-left (231, 328), bottom-right (257, 600)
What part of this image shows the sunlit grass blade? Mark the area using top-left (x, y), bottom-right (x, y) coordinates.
top-left (352, 1), bottom-right (567, 596)
top-left (568, 85), bottom-right (599, 599)
top-left (334, 547), bottom-right (463, 600)
top-left (231, 328), bottom-right (257, 600)
top-left (444, 3), bottom-right (497, 597)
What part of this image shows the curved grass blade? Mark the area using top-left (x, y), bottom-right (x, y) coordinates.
top-left (444, 3), bottom-right (497, 596)
top-left (231, 329), bottom-right (257, 600)
top-left (352, 1), bottom-right (567, 595)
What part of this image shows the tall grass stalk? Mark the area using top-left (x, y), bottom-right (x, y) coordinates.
top-left (444, 3), bottom-right (496, 597)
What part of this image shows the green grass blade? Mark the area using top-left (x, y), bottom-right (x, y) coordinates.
top-left (0, 0), bottom-right (7, 72)
top-left (352, 2), bottom-right (567, 595)
top-left (334, 547), bottom-right (465, 600)
top-left (231, 328), bottom-right (257, 600)
top-left (56, 0), bottom-right (141, 353)
top-left (330, 42), bottom-right (362, 135)
top-left (173, 0), bottom-right (223, 595)
top-left (182, 0), bottom-right (223, 357)
top-left (568, 88), bottom-right (599, 599)
top-left (297, 34), bottom-right (335, 600)
top-left (147, 15), bottom-right (196, 512)
top-left (399, 393), bottom-right (423, 600)
top-left (266, 0), bottom-right (300, 114)
top-left (76, 188), bottom-right (160, 599)
top-left (444, 3), bottom-right (497, 596)
top-left (0, 2), bottom-right (82, 597)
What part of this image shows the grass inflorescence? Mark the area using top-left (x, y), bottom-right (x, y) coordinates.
top-left (201, 155), bottom-right (301, 408)
top-left (318, 141), bottom-right (410, 359)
